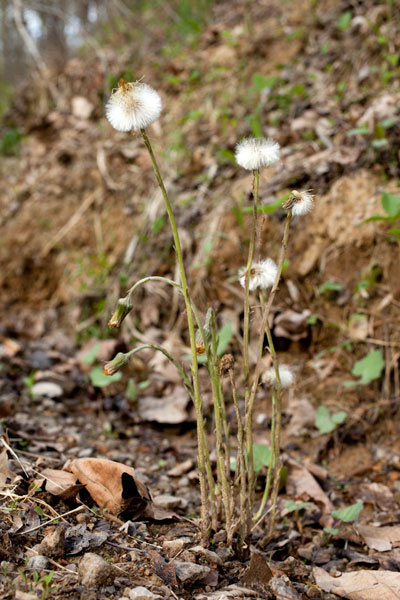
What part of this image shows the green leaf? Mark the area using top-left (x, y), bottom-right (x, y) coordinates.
top-left (388, 227), bottom-right (400, 237)
top-left (362, 215), bottom-right (392, 223)
top-left (324, 527), bottom-right (339, 535)
top-left (216, 323), bottom-right (232, 356)
top-left (347, 126), bottom-right (371, 136)
top-left (81, 343), bottom-right (101, 365)
top-left (253, 443), bottom-right (272, 473)
top-left (351, 349), bottom-right (385, 385)
top-left (332, 501), bottom-right (363, 523)
top-left (89, 366), bottom-right (122, 387)
top-left (285, 500), bottom-right (312, 512)
top-left (251, 73), bottom-right (279, 92)
top-left (332, 411), bottom-right (347, 425)
top-left (381, 192), bottom-right (400, 218)
top-left (315, 406), bottom-right (347, 434)
top-left (317, 281), bottom-right (343, 295)
top-left (337, 10), bottom-right (352, 31)
top-left (371, 139), bottom-right (388, 148)
top-left (307, 314), bottom-right (320, 325)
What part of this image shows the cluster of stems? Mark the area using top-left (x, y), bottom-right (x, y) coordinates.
top-left (106, 128), bottom-right (294, 549)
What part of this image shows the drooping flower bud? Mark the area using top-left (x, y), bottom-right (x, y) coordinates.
top-left (103, 352), bottom-right (129, 376)
top-left (108, 296), bottom-right (133, 329)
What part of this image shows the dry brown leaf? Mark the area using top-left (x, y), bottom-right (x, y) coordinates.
top-left (286, 397), bottom-right (316, 437)
top-left (313, 566), bottom-right (400, 600)
top-left (356, 524), bottom-right (400, 552)
top-left (65, 458), bottom-right (151, 516)
top-left (34, 468), bottom-right (83, 500)
top-left (286, 461), bottom-right (333, 513)
top-left (0, 448), bottom-right (16, 487)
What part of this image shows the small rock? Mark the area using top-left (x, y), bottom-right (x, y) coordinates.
top-left (129, 586), bottom-right (162, 599)
top-left (28, 349), bottom-right (52, 369)
top-left (39, 527), bottom-right (65, 557)
top-left (167, 459), bottom-right (193, 477)
top-left (32, 381), bottom-right (63, 398)
top-left (174, 560), bottom-right (211, 583)
top-left (269, 575), bottom-right (302, 600)
top-left (154, 494), bottom-right (188, 510)
top-left (15, 592), bottom-right (40, 600)
top-left (163, 539), bottom-right (185, 556)
top-left (215, 546), bottom-right (234, 561)
top-left (27, 555), bottom-right (48, 570)
top-left (190, 546), bottom-right (223, 566)
top-left (78, 552), bottom-right (114, 587)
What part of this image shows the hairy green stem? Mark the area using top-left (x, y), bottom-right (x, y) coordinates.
top-left (210, 314), bottom-right (232, 543)
top-left (242, 169), bottom-right (259, 536)
top-left (244, 210), bottom-right (292, 522)
top-left (141, 129), bottom-right (210, 539)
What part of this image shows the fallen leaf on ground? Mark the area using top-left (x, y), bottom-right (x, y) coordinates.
top-left (241, 551), bottom-right (273, 585)
top-left (0, 448), bottom-right (16, 487)
top-left (139, 388), bottom-right (190, 424)
top-left (313, 566), bottom-right (400, 600)
top-left (286, 460), bottom-right (333, 513)
top-left (65, 457), bottom-right (151, 517)
top-left (286, 397), bottom-right (316, 437)
top-left (34, 468), bottom-right (83, 500)
top-left (356, 524), bottom-right (400, 552)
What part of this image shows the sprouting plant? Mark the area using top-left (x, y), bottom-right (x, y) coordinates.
top-left (344, 349), bottom-right (385, 387)
top-left (102, 77), bottom-right (315, 551)
top-left (23, 372), bottom-right (36, 397)
top-left (315, 406), bottom-right (347, 434)
top-left (331, 501), bottom-right (363, 523)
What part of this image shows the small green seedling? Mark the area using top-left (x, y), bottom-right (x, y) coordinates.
top-left (317, 281), bottom-right (343, 297)
top-left (252, 443), bottom-right (273, 474)
top-left (284, 500), bottom-right (312, 512)
top-left (344, 349), bottom-right (385, 387)
top-left (362, 192), bottom-right (400, 224)
top-left (331, 501), bottom-right (363, 523)
top-left (315, 406), bottom-right (347, 434)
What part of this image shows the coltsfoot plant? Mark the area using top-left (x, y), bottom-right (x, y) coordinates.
top-left (103, 77), bottom-right (314, 552)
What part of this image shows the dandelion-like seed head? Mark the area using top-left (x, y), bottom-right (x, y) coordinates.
top-left (239, 258), bottom-right (278, 291)
top-left (235, 137), bottom-right (280, 171)
top-left (283, 190), bottom-right (314, 217)
top-left (106, 79), bottom-right (162, 132)
top-left (263, 364), bottom-right (294, 389)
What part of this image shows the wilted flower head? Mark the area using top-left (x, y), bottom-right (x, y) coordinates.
top-left (283, 190), bottom-right (314, 217)
top-left (263, 364), bottom-right (294, 389)
top-left (103, 352), bottom-right (129, 376)
top-left (108, 296), bottom-right (133, 329)
top-left (106, 79), bottom-right (162, 132)
top-left (235, 137), bottom-right (280, 170)
top-left (239, 258), bottom-right (278, 291)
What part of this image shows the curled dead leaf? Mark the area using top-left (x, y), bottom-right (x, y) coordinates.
top-left (65, 457), bottom-right (151, 517)
top-left (313, 566), bottom-right (400, 600)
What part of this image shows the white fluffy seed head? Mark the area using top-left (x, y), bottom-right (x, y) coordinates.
top-left (264, 364), bottom-right (294, 389)
top-left (239, 258), bottom-right (278, 291)
top-left (106, 80), bottom-right (162, 132)
top-left (235, 137), bottom-right (280, 170)
top-left (290, 190), bottom-right (314, 217)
